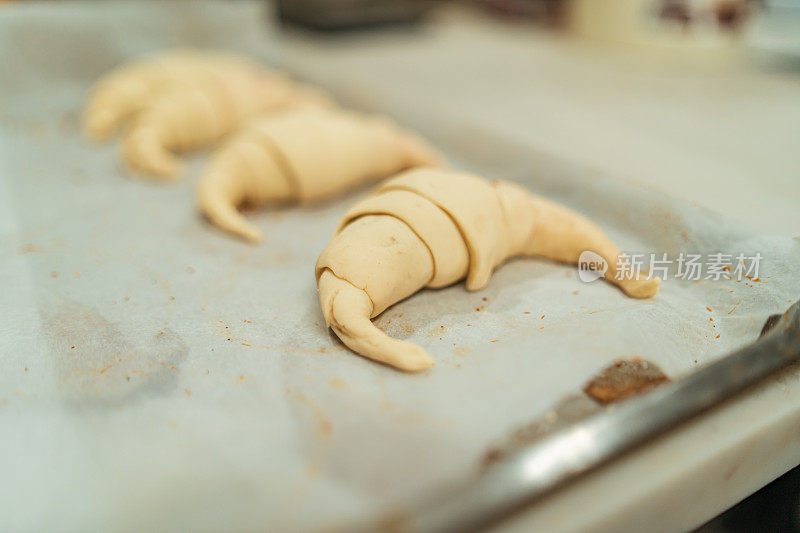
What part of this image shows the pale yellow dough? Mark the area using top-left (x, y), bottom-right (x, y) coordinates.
top-left (84, 50), bottom-right (245, 141)
top-left (196, 107), bottom-right (442, 242)
top-left (83, 49), bottom-right (331, 179)
top-left (315, 168), bottom-right (661, 372)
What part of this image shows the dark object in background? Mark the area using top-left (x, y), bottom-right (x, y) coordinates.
top-left (658, 0), bottom-right (754, 32)
top-left (479, 0), bottom-right (565, 26)
top-left (696, 464), bottom-right (800, 532)
top-left (276, 0), bottom-right (434, 30)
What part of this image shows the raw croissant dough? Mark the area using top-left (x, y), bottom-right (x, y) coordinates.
top-left (83, 49), bottom-right (331, 178)
top-left (84, 50), bottom-right (244, 141)
top-left (196, 107), bottom-right (442, 242)
top-left (316, 169), bottom-right (661, 372)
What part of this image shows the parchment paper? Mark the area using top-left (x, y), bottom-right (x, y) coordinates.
top-left (1, 2), bottom-right (798, 532)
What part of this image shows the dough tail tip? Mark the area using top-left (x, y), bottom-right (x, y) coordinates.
top-left (122, 127), bottom-right (183, 179)
top-left (197, 176), bottom-right (263, 243)
top-left (318, 269), bottom-right (435, 372)
top-left (617, 275), bottom-right (661, 299)
top-left (83, 109), bottom-right (116, 141)
top-left (402, 133), bottom-right (447, 169)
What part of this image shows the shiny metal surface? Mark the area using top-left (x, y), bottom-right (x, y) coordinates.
top-left (407, 301), bottom-right (800, 533)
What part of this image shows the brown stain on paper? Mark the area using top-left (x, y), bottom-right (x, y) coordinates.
top-left (583, 357), bottom-right (670, 405)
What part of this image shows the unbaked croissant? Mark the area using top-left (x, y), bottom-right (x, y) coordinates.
top-left (196, 107), bottom-right (442, 242)
top-left (84, 49), bottom-right (331, 178)
top-left (122, 73), bottom-right (331, 179)
top-left (315, 169), bottom-right (661, 372)
top-left (85, 50), bottom-right (234, 140)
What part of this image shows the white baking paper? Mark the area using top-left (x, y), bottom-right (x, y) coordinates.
top-left (0, 2), bottom-right (798, 532)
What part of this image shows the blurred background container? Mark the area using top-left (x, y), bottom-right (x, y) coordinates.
top-left (272, 0), bottom-right (798, 236)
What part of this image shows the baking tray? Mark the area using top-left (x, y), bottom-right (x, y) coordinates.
top-left (1, 2), bottom-right (799, 532)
